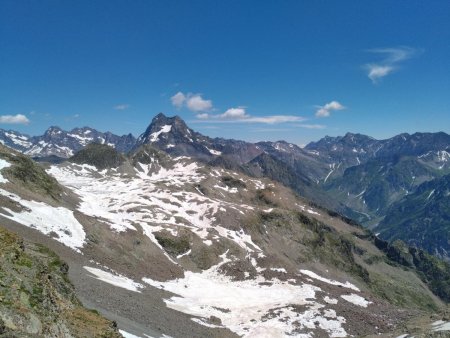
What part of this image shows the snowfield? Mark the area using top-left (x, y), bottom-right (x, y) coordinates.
top-left (47, 160), bottom-right (262, 253)
top-left (0, 188), bottom-right (86, 251)
top-left (143, 252), bottom-right (349, 338)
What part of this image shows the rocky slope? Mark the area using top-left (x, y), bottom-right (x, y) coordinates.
top-left (1, 141), bottom-right (450, 337)
top-left (0, 225), bottom-right (122, 337)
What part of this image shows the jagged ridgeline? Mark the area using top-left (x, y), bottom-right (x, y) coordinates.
top-left (0, 226), bottom-right (121, 337)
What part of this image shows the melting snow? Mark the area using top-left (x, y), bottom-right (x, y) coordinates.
top-left (47, 160), bottom-right (261, 254)
top-left (143, 252), bottom-right (348, 337)
top-left (432, 320), bottom-right (450, 331)
top-left (0, 159), bottom-right (11, 183)
top-left (270, 267), bottom-right (287, 273)
top-left (149, 125), bottom-right (172, 142)
top-left (299, 270), bottom-right (360, 292)
top-left (205, 146), bottom-right (222, 156)
top-left (0, 188), bottom-right (85, 251)
top-left (84, 266), bottom-right (143, 292)
top-left (340, 294), bottom-right (371, 307)
top-left (324, 296), bottom-right (338, 305)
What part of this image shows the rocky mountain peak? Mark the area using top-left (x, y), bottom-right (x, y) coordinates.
top-left (136, 113), bottom-right (193, 146)
top-left (43, 126), bottom-right (64, 137)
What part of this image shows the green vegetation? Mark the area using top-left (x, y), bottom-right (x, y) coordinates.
top-left (155, 231), bottom-right (190, 256)
top-left (221, 175), bottom-right (247, 188)
top-left (0, 225), bottom-right (122, 337)
top-left (254, 188), bottom-right (278, 206)
top-left (70, 143), bottom-right (126, 170)
top-left (374, 236), bottom-right (450, 303)
top-left (0, 145), bottom-right (62, 199)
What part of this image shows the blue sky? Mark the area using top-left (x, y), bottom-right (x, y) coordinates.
top-left (1, 1), bottom-right (449, 145)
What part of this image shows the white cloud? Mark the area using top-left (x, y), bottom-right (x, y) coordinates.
top-left (0, 114), bottom-right (30, 124)
top-left (364, 46), bottom-right (417, 83)
top-left (171, 92), bottom-right (186, 109)
top-left (186, 94), bottom-right (213, 112)
top-left (219, 107), bottom-right (249, 119)
top-left (171, 92), bottom-right (213, 112)
top-left (315, 101), bottom-right (345, 118)
top-left (113, 104), bottom-right (130, 110)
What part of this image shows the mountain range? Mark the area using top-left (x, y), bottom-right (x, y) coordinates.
top-left (2, 113), bottom-right (450, 261)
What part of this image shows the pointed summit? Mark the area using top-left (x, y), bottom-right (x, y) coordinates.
top-left (135, 113), bottom-right (193, 147)
top-left (43, 126), bottom-right (64, 138)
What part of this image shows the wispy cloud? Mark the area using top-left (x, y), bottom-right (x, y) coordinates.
top-left (315, 101), bottom-right (345, 118)
top-left (170, 92), bottom-right (213, 112)
top-left (364, 46), bottom-right (418, 83)
top-left (0, 114), bottom-right (30, 124)
top-left (295, 123), bottom-right (326, 129)
top-left (114, 104), bottom-right (130, 110)
top-left (197, 106), bottom-right (303, 125)
top-left (242, 115), bottom-right (304, 124)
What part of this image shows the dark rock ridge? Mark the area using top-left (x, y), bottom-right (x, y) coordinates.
top-left (70, 143), bottom-right (126, 170)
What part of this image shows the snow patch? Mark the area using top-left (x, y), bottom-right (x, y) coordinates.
top-left (432, 320), bottom-right (450, 331)
top-left (299, 270), bottom-right (360, 291)
top-left (149, 125), bottom-right (172, 142)
top-left (206, 147), bottom-right (222, 156)
top-left (340, 293), bottom-right (371, 307)
top-left (0, 188), bottom-right (85, 251)
top-left (0, 159), bottom-right (11, 183)
top-left (84, 266), bottom-right (143, 292)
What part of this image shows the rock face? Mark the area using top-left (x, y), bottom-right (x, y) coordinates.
top-left (0, 226), bottom-right (122, 337)
top-left (135, 112), bottom-right (263, 164)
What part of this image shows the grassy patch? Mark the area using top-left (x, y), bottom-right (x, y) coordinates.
top-left (155, 232), bottom-right (190, 256)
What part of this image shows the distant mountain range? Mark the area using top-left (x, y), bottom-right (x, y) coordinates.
top-left (2, 113), bottom-right (450, 260)
top-left (0, 126), bottom-right (135, 158)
